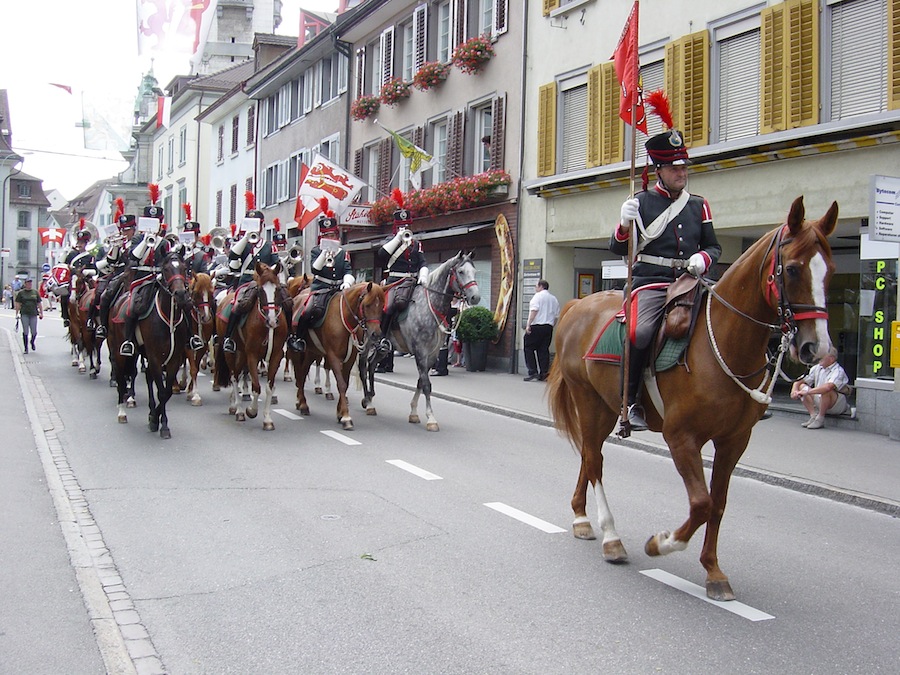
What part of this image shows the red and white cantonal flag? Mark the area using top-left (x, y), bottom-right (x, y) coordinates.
top-left (295, 154), bottom-right (366, 230)
top-left (38, 228), bottom-right (67, 246)
top-left (137, 0), bottom-right (215, 57)
top-left (611, 1), bottom-right (648, 134)
top-left (157, 96), bottom-right (172, 129)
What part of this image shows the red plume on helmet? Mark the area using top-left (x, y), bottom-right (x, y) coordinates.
top-left (245, 191), bottom-right (256, 212)
top-left (230, 223), bottom-right (237, 237)
top-left (318, 196), bottom-right (330, 214)
top-left (273, 218), bottom-right (281, 232)
top-left (148, 183), bottom-right (160, 205)
top-left (79, 218), bottom-right (86, 230)
top-left (114, 197), bottom-right (125, 221)
top-left (182, 203), bottom-right (192, 221)
top-left (201, 233), bottom-right (212, 246)
top-left (645, 89), bottom-right (674, 129)
top-left (391, 188), bottom-right (405, 210)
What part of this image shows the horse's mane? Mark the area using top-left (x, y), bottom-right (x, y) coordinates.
top-left (427, 251), bottom-right (465, 287)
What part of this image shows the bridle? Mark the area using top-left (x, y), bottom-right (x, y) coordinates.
top-left (340, 285), bottom-right (381, 349)
top-left (422, 258), bottom-right (477, 334)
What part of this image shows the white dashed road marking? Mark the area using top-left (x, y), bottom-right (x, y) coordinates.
top-left (273, 408), bottom-right (303, 420)
top-left (640, 569), bottom-right (775, 621)
top-left (320, 430), bottom-right (361, 446)
top-left (386, 459), bottom-right (443, 480)
top-left (483, 502), bottom-right (567, 533)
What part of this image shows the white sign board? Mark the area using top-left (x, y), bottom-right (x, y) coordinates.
top-left (341, 205), bottom-right (374, 227)
top-left (137, 217), bottom-right (160, 234)
top-left (869, 175), bottom-right (900, 242)
top-left (0, 248), bottom-right (9, 258)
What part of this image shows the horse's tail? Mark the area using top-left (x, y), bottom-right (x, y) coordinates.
top-left (214, 341), bottom-right (231, 387)
top-left (546, 359), bottom-right (584, 454)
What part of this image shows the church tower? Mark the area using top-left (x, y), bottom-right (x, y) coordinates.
top-left (193, 0), bottom-right (283, 75)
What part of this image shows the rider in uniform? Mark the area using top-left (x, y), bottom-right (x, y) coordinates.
top-left (220, 193), bottom-right (281, 353)
top-left (287, 204), bottom-right (354, 353)
top-left (610, 96), bottom-right (721, 431)
top-left (89, 205), bottom-right (136, 332)
top-left (374, 189), bottom-right (428, 372)
top-left (60, 225), bottom-right (95, 327)
top-left (179, 204), bottom-right (208, 351)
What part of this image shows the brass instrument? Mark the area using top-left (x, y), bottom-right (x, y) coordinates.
top-left (247, 231), bottom-right (260, 244)
top-left (67, 220), bottom-right (100, 248)
top-left (288, 244), bottom-right (303, 261)
top-left (401, 229), bottom-right (413, 244)
top-left (209, 227), bottom-right (229, 251)
top-left (324, 250), bottom-right (336, 267)
top-left (144, 233), bottom-right (159, 248)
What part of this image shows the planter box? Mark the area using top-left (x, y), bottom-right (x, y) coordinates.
top-left (464, 340), bottom-right (489, 372)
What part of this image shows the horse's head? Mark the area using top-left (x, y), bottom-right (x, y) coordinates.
top-left (190, 272), bottom-right (215, 325)
top-left (349, 281), bottom-right (386, 341)
top-left (287, 273), bottom-right (312, 298)
top-left (450, 251), bottom-right (481, 306)
top-left (254, 261), bottom-right (285, 328)
top-left (159, 254), bottom-right (190, 308)
top-left (770, 196), bottom-right (838, 365)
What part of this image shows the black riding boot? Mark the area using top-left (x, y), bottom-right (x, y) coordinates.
top-left (120, 315), bottom-right (137, 357)
top-left (222, 311), bottom-right (241, 353)
top-left (626, 345), bottom-right (650, 431)
top-left (95, 284), bottom-right (116, 339)
top-left (186, 314), bottom-right (204, 351)
top-left (375, 350), bottom-right (394, 373)
top-left (60, 297), bottom-right (70, 327)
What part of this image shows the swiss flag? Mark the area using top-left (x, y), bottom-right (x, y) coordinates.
top-left (39, 227), bottom-right (66, 246)
top-left (293, 164), bottom-right (323, 230)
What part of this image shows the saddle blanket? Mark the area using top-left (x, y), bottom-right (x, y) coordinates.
top-left (585, 316), bottom-right (689, 373)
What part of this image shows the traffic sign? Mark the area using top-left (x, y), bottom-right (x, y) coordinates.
top-left (42, 263), bottom-right (51, 272)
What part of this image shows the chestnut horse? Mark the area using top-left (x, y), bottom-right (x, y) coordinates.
top-left (214, 262), bottom-right (289, 430)
top-left (547, 197), bottom-right (837, 601)
top-left (180, 272), bottom-right (216, 406)
top-left (67, 274), bottom-right (103, 378)
top-left (289, 281), bottom-right (385, 430)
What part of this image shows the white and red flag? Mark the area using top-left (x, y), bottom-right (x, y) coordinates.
top-left (295, 154), bottom-right (366, 229)
top-left (157, 96), bottom-right (172, 129)
top-left (611, 1), bottom-right (647, 134)
top-left (39, 228), bottom-right (67, 246)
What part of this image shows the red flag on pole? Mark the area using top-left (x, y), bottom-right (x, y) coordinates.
top-left (611, 2), bottom-right (647, 134)
top-left (157, 96), bottom-right (172, 129)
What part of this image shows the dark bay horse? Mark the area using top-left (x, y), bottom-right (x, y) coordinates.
top-left (360, 252), bottom-right (480, 431)
top-left (547, 197), bottom-right (838, 601)
top-left (107, 253), bottom-right (192, 438)
top-left (214, 262), bottom-right (289, 430)
top-left (67, 274), bottom-right (103, 378)
top-left (289, 281), bottom-right (385, 430)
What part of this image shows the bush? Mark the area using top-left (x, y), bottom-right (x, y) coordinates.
top-left (456, 305), bottom-right (499, 342)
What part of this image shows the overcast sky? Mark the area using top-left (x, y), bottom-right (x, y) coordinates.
top-left (0, 1), bottom-right (338, 200)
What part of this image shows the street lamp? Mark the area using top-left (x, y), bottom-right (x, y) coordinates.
top-left (1, 151), bottom-right (26, 291)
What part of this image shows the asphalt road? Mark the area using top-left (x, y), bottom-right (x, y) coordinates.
top-left (4, 312), bottom-right (900, 674)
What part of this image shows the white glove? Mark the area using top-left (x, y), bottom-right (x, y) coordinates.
top-left (687, 252), bottom-right (707, 276)
top-left (620, 198), bottom-right (640, 224)
top-left (340, 274), bottom-right (354, 290)
top-left (417, 267), bottom-right (429, 285)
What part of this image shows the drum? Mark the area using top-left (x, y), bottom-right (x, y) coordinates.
top-left (46, 264), bottom-right (71, 296)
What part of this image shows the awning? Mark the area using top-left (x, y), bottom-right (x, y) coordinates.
top-left (344, 222), bottom-right (494, 252)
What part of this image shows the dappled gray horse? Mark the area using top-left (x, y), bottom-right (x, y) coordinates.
top-left (362, 251), bottom-right (480, 431)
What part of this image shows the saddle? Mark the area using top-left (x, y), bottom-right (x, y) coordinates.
top-left (292, 288), bottom-right (338, 329)
top-left (110, 288), bottom-right (157, 324)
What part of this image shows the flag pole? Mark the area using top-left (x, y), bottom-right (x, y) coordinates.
top-left (618, 1), bottom-right (640, 439)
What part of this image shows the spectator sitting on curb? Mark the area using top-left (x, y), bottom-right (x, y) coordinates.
top-left (790, 346), bottom-right (851, 429)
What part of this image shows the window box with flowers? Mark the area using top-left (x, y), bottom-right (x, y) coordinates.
top-left (368, 170), bottom-right (512, 226)
top-left (351, 95), bottom-right (380, 122)
top-left (380, 77), bottom-right (412, 106)
top-left (452, 34), bottom-right (495, 75)
top-left (412, 61), bottom-right (451, 91)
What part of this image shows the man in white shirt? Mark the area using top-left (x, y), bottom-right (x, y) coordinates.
top-left (523, 279), bottom-right (561, 382)
top-left (790, 347), bottom-right (851, 429)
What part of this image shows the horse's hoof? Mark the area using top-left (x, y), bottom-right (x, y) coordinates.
top-left (301, 408), bottom-right (310, 416)
top-left (190, 398), bottom-right (202, 407)
top-left (325, 393), bottom-right (334, 401)
top-left (71, 360), bottom-right (78, 367)
top-left (573, 521), bottom-right (596, 540)
top-left (148, 423), bottom-right (159, 433)
top-left (361, 399), bottom-right (369, 409)
top-left (246, 408), bottom-right (258, 419)
top-left (78, 366), bottom-right (86, 373)
top-left (706, 579), bottom-right (735, 602)
top-left (263, 421), bottom-right (275, 431)
top-left (409, 415), bottom-right (420, 424)
top-left (160, 428), bottom-right (172, 440)
top-left (242, 393), bottom-right (251, 401)
top-left (89, 372), bottom-right (97, 380)
top-left (341, 420), bottom-right (354, 431)
top-left (118, 415), bottom-right (127, 424)
top-left (366, 408), bottom-right (377, 416)
top-left (126, 400), bottom-right (136, 409)
top-left (315, 387), bottom-right (323, 394)
top-left (228, 406), bottom-right (237, 415)
top-left (271, 395), bottom-right (278, 404)
top-left (426, 422), bottom-right (440, 432)
top-left (602, 539), bottom-right (628, 563)
top-left (212, 384), bottom-right (220, 392)
top-left (236, 412), bottom-right (245, 422)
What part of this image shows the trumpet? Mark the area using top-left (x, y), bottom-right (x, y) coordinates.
top-left (145, 233), bottom-right (158, 248)
top-left (401, 229), bottom-right (413, 244)
top-left (288, 245), bottom-right (303, 261)
top-left (209, 226), bottom-right (229, 252)
top-left (104, 232), bottom-right (126, 250)
top-left (247, 231), bottom-right (260, 244)
top-left (324, 250), bottom-right (336, 267)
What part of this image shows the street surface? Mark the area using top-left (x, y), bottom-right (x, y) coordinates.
top-left (2, 311), bottom-right (899, 674)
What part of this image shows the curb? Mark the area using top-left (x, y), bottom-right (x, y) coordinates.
top-left (376, 375), bottom-right (899, 519)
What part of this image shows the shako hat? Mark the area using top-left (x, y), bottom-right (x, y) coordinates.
top-left (316, 197), bottom-right (339, 238)
top-left (181, 203), bottom-right (200, 232)
top-left (643, 90), bottom-right (690, 166)
top-left (143, 183), bottom-right (164, 221)
top-left (245, 191), bottom-right (264, 221)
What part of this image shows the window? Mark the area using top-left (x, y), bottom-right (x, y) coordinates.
top-left (178, 181), bottom-right (187, 213)
top-left (17, 238), bottom-right (29, 263)
top-left (229, 184), bottom-right (238, 225)
top-left (478, 0), bottom-right (494, 36)
top-left (319, 133), bottom-right (340, 162)
top-left (246, 105), bottom-right (256, 145)
top-left (402, 22), bottom-right (416, 82)
top-left (437, 1), bottom-right (452, 62)
top-left (17, 183), bottom-right (31, 198)
top-left (290, 78), bottom-right (301, 120)
top-left (216, 190), bottom-right (223, 228)
top-left (179, 126), bottom-right (188, 165)
top-left (473, 102), bottom-right (493, 173)
top-left (231, 115), bottom-right (240, 154)
top-left (289, 148), bottom-right (311, 199)
top-left (634, 60), bottom-right (664, 165)
top-left (559, 74), bottom-right (588, 173)
top-left (264, 161), bottom-right (290, 206)
top-left (303, 69), bottom-right (314, 113)
top-left (713, 16), bottom-right (761, 142)
top-left (431, 119), bottom-right (448, 184)
top-left (168, 137), bottom-right (175, 173)
top-left (278, 83), bottom-right (291, 127)
top-left (217, 125), bottom-right (225, 162)
top-left (378, 27), bottom-right (395, 92)
top-left (163, 193), bottom-right (173, 224)
top-left (320, 54), bottom-right (347, 103)
top-left (157, 146), bottom-right (164, 179)
top-left (828, 0), bottom-right (889, 120)
top-left (17, 211), bottom-right (30, 229)
top-left (365, 143), bottom-right (380, 202)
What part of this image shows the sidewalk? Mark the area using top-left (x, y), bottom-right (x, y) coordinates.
top-left (375, 355), bottom-right (900, 517)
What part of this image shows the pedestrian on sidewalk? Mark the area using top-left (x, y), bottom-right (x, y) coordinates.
top-left (523, 279), bottom-right (560, 382)
top-left (790, 346), bottom-right (851, 429)
top-left (3, 284), bottom-right (12, 309)
top-left (14, 278), bottom-right (43, 353)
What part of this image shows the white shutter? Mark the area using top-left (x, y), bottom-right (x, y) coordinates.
top-left (719, 29), bottom-right (761, 141)
top-left (830, 0), bottom-right (888, 120)
top-left (561, 84), bottom-right (588, 173)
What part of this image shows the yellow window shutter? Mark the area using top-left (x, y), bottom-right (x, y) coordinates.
top-left (538, 82), bottom-right (557, 177)
top-left (600, 62), bottom-right (624, 165)
top-left (587, 65), bottom-right (602, 167)
top-left (543, 0), bottom-right (560, 17)
top-left (760, 4), bottom-right (786, 133)
top-left (664, 31), bottom-right (709, 147)
top-left (785, 0), bottom-right (818, 128)
top-left (889, 0), bottom-right (900, 109)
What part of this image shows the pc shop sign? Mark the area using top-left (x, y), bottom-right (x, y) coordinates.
top-left (869, 175), bottom-right (900, 243)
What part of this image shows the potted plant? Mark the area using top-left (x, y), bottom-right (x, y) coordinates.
top-left (455, 305), bottom-right (499, 372)
top-left (452, 34), bottom-right (495, 75)
top-left (351, 95), bottom-right (380, 121)
top-left (412, 61), bottom-right (451, 91)
top-left (380, 77), bottom-right (412, 106)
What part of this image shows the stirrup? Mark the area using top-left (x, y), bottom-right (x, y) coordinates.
top-left (222, 337), bottom-right (237, 353)
top-left (376, 337), bottom-right (392, 355)
top-left (94, 325), bottom-right (107, 338)
top-left (86, 318), bottom-right (94, 329)
top-left (63, 319), bottom-right (70, 328)
top-left (626, 404), bottom-right (649, 432)
top-left (190, 335), bottom-right (205, 351)
top-left (287, 336), bottom-right (306, 353)
top-left (119, 341), bottom-right (135, 357)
